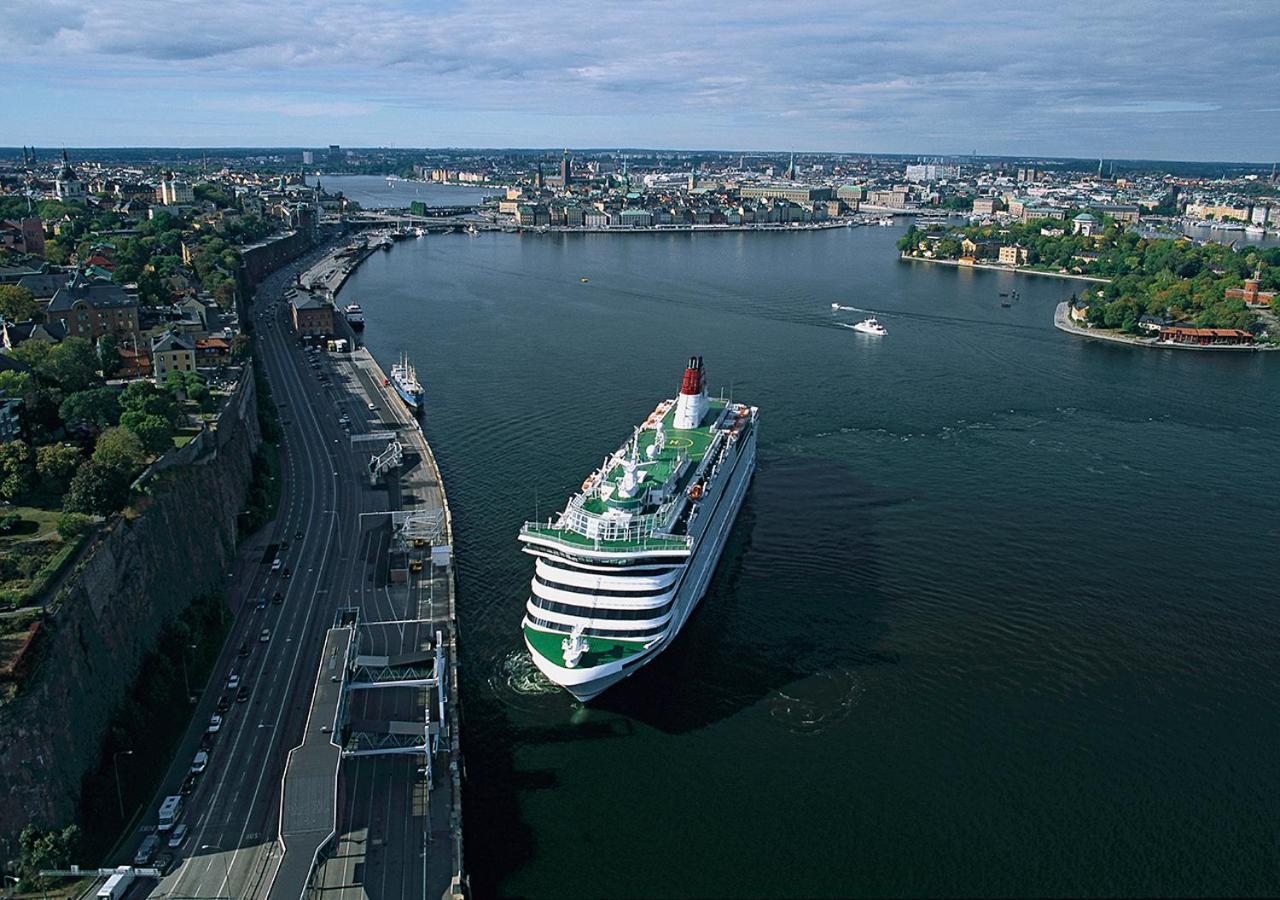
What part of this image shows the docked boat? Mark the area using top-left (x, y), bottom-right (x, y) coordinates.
top-left (519, 356), bottom-right (758, 701)
top-left (344, 303), bottom-right (365, 331)
top-left (1245, 224), bottom-right (1266, 237)
top-left (390, 352), bottom-right (424, 410)
top-left (851, 316), bottom-right (887, 335)
top-left (379, 234), bottom-right (394, 251)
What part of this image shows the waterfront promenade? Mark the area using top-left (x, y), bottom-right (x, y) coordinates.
top-left (1053, 302), bottom-right (1276, 351)
top-left (901, 252), bottom-right (1111, 283)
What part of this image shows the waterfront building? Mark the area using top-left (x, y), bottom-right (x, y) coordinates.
top-left (998, 245), bottom-right (1028, 266)
top-left (972, 197), bottom-right (1002, 216)
top-left (739, 184), bottom-right (833, 204)
top-left (1158, 325), bottom-right (1254, 346)
top-left (290, 293), bottom-right (334, 337)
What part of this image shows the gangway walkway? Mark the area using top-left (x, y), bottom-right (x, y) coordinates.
top-left (265, 623), bottom-right (353, 900)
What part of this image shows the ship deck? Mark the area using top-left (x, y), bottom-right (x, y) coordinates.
top-left (580, 400), bottom-right (723, 515)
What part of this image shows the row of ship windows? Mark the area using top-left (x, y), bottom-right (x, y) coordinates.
top-left (527, 613), bottom-right (667, 639)
top-left (537, 548), bottom-right (684, 571)
top-left (534, 573), bottom-right (675, 597)
top-left (530, 593), bottom-right (676, 620)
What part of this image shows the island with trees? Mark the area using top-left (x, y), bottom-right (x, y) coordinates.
top-left (898, 217), bottom-right (1280, 344)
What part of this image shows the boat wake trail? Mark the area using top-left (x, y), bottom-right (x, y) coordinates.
top-left (765, 667), bottom-right (863, 735)
top-left (831, 304), bottom-right (871, 313)
top-left (491, 648), bottom-right (560, 700)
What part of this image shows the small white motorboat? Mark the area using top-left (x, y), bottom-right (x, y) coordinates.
top-left (852, 316), bottom-right (887, 336)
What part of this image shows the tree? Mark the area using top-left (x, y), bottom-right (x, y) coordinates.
top-left (97, 333), bottom-right (121, 378)
top-left (120, 410), bottom-right (175, 455)
top-left (59, 387), bottom-right (120, 431)
top-left (164, 370), bottom-right (188, 397)
top-left (120, 380), bottom-right (178, 424)
top-left (44, 337), bottom-right (101, 393)
top-left (14, 823), bottom-right (81, 891)
top-left (230, 333), bottom-right (251, 358)
top-left (0, 440), bottom-right (34, 501)
top-left (0, 285), bottom-right (37, 322)
top-left (64, 458), bottom-right (133, 515)
top-left (91, 426), bottom-right (146, 471)
top-left (36, 443), bottom-right (83, 483)
top-left (0, 369), bottom-right (32, 401)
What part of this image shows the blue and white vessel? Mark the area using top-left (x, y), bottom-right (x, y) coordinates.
top-left (390, 352), bottom-right (424, 410)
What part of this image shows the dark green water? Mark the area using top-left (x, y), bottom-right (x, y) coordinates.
top-left (348, 227), bottom-right (1280, 898)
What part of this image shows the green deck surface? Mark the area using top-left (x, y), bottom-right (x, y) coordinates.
top-left (525, 624), bottom-right (648, 669)
top-left (522, 398), bottom-right (726, 552)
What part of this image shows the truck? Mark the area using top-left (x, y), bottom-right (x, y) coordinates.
top-left (158, 793), bottom-right (183, 831)
top-left (97, 867), bottom-right (134, 900)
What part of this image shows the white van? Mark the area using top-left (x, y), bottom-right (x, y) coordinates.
top-left (271, 558), bottom-right (283, 573)
top-left (168, 823), bottom-right (188, 848)
top-left (157, 794), bottom-right (183, 831)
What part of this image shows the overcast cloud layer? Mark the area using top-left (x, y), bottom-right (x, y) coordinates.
top-left (2, 0), bottom-right (1277, 160)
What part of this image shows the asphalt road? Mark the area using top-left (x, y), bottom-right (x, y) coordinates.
top-left (123, 244), bottom-right (436, 900)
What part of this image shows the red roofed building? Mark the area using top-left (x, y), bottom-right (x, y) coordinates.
top-left (1158, 326), bottom-right (1254, 346)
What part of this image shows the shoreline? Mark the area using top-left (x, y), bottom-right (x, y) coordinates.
top-left (1052, 302), bottom-right (1276, 351)
top-left (901, 253), bottom-right (1111, 283)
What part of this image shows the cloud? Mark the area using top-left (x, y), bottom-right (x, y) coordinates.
top-left (0, 0), bottom-right (1276, 158)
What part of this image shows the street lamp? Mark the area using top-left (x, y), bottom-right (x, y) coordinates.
top-left (180, 643), bottom-right (198, 701)
top-left (112, 750), bottom-right (134, 820)
top-left (200, 844), bottom-right (231, 887)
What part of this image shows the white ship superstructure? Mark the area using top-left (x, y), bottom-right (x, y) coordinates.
top-left (519, 357), bottom-right (758, 701)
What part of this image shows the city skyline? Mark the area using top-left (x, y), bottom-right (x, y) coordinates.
top-left (2, 0), bottom-right (1278, 162)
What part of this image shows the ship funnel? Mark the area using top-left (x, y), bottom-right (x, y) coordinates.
top-left (673, 355), bottom-right (708, 429)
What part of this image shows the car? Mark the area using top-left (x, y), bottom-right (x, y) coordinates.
top-left (279, 540), bottom-right (290, 551)
top-left (134, 834), bottom-right (160, 866)
top-left (282, 567), bottom-right (291, 579)
top-left (259, 628), bottom-right (271, 643)
top-left (237, 642), bottom-right (249, 658)
top-left (190, 751), bottom-right (209, 774)
top-left (255, 596), bottom-right (267, 611)
top-left (167, 824), bottom-right (188, 849)
top-left (295, 530), bottom-right (304, 540)
top-left (179, 773), bottom-right (198, 796)
top-left (199, 731), bottom-right (215, 751)
top-left (153, 851), bottom-right (176, 875)
top-left (216, 695), bottom-right (231, 713)
top-left (367, 402), bottom-right (377, 410)
top-left (236, 685), bottom-right (251, 703)
top-left (226, 674), bottom-right (240, 691)
top-left (207, 714), bottom-right (222, 734)
top-left (270, 558), bottom-right (283, 573)
top-left (272, 590), bottom-right (283, 605)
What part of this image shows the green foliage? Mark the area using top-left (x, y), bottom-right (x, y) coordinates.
top-left (12, 822), bottom-right (81, 890)
top-left (0, 284), bottom-right (37, 322)
top-left (120, 379), bottom-right (178, 425)
top-left (916, 222), bottom-right (1280, 330)
top-left (0, 511), bottom-right (22, 534)
top-left (92, 426), bottom-right (146, 470)
top-left (97, 333), bottom-right (121, 378)
top-left (0, 440), bottom-right (34, 501)
top-left (55, 511), bottom-right (94, 539)
top-left (35, 443), bottom-right (83, 484)
top-left (43, 337), bottom-right (102, 393)
top-left (63, 458), bottom-right (133, 516)
top-left (120, 410), bottom-right (175, 455)
top-left (164, 370), bottom-right (188, 395)
top-left (0, 369), bottom-right (32, 401)
top-left (58, 387), bottom-right (120, 431)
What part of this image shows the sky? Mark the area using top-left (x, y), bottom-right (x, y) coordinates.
top-left (2, 0), bottom-right (1277, 161)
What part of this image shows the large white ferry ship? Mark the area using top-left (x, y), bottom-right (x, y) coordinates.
top-left (519, 356), bottom-right (758, 700)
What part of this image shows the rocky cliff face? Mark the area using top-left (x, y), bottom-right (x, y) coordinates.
top-left (0, 366), bottom-right (260, 840)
